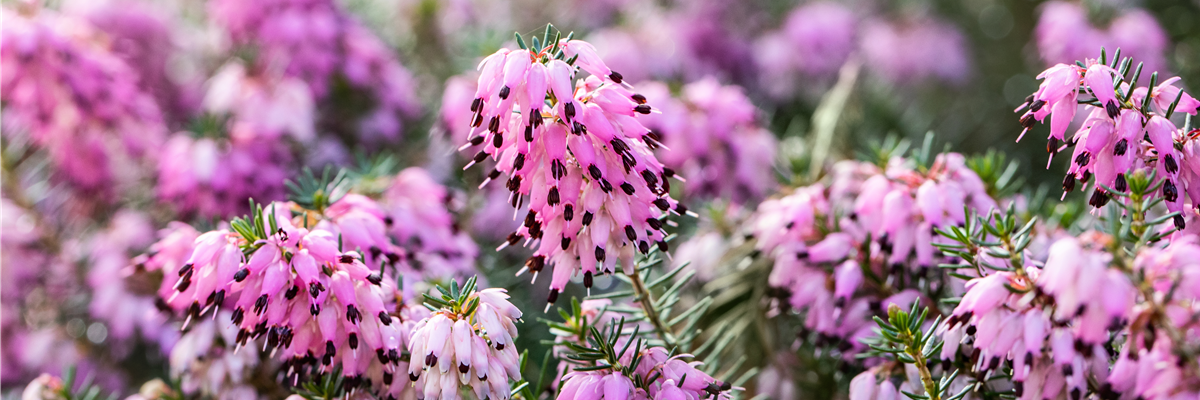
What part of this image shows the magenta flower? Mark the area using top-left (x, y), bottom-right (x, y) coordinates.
top-left (1016, 53), bottom-right (1199, 223)
top-left (1, 9), bottom-right (166, 197)
top-left (638, 78), bottom-right (777, 203)
top-left (461, 37), bottom-right (683, 304)
top-left (557, 346), bottom-right (732, 400)
top-left (859, 17), bottom-right (971, 86)
top-left (209, 0), bottom-right (420, 142)
top-left (407, 279), bottom-right (522, 400)
top-left (1036, 2), bottom-right (1170, 75)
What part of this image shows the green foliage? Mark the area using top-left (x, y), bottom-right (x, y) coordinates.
top-left (286, 166), bottom-right (350, 213)
top-left (861, 304), bottom-right (967, 400)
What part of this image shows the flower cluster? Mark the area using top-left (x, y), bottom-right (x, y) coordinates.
top-left (461, 33), bottom-right (682, 304)
top-left (210, 0), bottom-right (420, 142)
top-left (160, 201), bottom-right (411, 394)
top-left (1, 9), bottom-right (166, 196)
top-left (754, 154), bottom-right (996, 351)
top-left (383, 168), bottom-right (480, 283)
top-left (638, 78), bottom-right (777, 203)
top-left (752, 4), bottom-right (970, 98)
top-left (407, 277), bottom-right (522, 400)
top-left (168, 311), bottom-right (261, 398)
top-left (557, 341), bottom-right (732, 400)
top-left (1036, 1), bottom-right (1170, 75)
top-left (1016, 53), bottom-right (1199, 225)
top-left (942, 229), bottom-right (1200, 399)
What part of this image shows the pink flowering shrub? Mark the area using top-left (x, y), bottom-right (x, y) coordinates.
top-left (1016, 51), bottom-right (1199, 226)
top-left (1, 9), bottom-right (166, 197)
top-left (459, 35), bottom-right (683, 304)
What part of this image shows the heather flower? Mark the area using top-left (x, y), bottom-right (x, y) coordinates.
top-left (859, 17), bottom-right (971, 86)
top-left (81, 5), bottom-right (200, 122)
top-left (1016, 53), bottom-right (1199, 222)
top-left (407, 278), bottom-right (522, 400)
top-left (556, 346), bottom-right (733, 400)
top-left (162, 201), bottom-right (412, 394)
top-left (751, 1), bottom-right (856, 99)
top-left (168, 311), bottom-right (261, 398)
top-left (638, 78), bottom-right (778, 203)
top-left (1, 9), bottom-right (166, 196)
top-left (756, 155), bottom-right (995, 349)
top-left (461, 36), bottom-right (683, 304)
top-left (85, 211), bottom-right (179, 352)
top-left (209, 0), bottom-right (420, 142)
top-left (1035, 2), bottom-right (1170, 75)
top-left (383, 168), bottom-right (480, 284)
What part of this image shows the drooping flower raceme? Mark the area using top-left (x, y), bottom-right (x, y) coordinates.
top-left (1, 9), bottom-right (166, 196)
top-left (1016, 53), bottom-right (1199, 227)
top-left (639, 78), bottom-right (777, 203)
top-left (755, 155), bottom-right (996, 353)
top-left (162, 201), bottom-right (413, 395)
top-left (938, 229), bottom-right (1200, 400)
top-left (406, 278), bottom-right (522, 400)
top-left (461, 37), bottom-right (683, 304)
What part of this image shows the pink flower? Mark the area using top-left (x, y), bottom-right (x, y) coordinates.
top-left (462, 39), bottom-right (682, 304)
top-left (638, 78), bottom-right (777, 202)
top-left (1, 9), bottom-right (166, 197)
top-left (408, 283), bottom-right (522, 400)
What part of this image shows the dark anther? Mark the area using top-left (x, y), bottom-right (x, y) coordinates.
top-left (346, 304), bottom-right (361, 324)
top-left (588, 165), bottom-right (603, 180)
top-left (638, 241), bottom-right (650, 254)
top-left (499, 86), bottom-right (511, 100)
top-left (506, 175), bottom-right (522, 191)
top-left (634, 104), bottom-right (652, 114)
top-left (493, 132), bottom-right (504, 148)
top-left (367, 272), bottom-right (383, 285)
top-left (1114, 139), bottom-right (1128, 156)
top-left (469, 136), bottom-right (485, 146)
top-left (547, 289), bottom-right (560, 304)
top-left (584, 271), bottom-right (593, 288)
top-left (653, 198), bottom-right (671, 211)
top-left (548, 186), bottom-right (560, 205)
top-left (609, 71), bottom-right (624, 83)
top-left (1105, 101), bottom-right (1121, 119)
top-left (564, 204), bottom-right (574, 221)
top-left (582, 211), bottom-right (594, 226)
top-left (1089, 190), bottom-right (1110, 208)
top-left (647, 218), bottom-right (662, 230)
top-left (564, 102), bottom-right (576, 120)
top-left (340, 254), bottom-right (356, 263)
top-left (285, 285), bottom-right (300, 300)
top-left (1048, 136), bottom-right (1060, 154)
top-left (471, 98), bottom-right (483, 112)
top-left (1174, 214), bottom-right (1186, 231)
top-left (488, 116), bottom-right (500, 133)
top-left (595, 247), bottom-right (606, 262)
top-left (1165, 179), bottom-right (1179, 202)
top-left (234, 268), bottom-right (250, 282)
top-left (657, 241), bottom-right (668, 252)
top-left (254, 294), bottom-right (268, 315)
top-left (1030, 99), bottom-right (1046, 112)
top-left (179, 263), bottom-right (193, 277)
top-left (632, 94), bottom-right (647, 104)
top-left (473, 151), bottom-right (488, 163)
top-left (1115, 173), bottom-right (1128, 192)
top-left (621, 182), bottom-right (635, 195)
top-left (641, 170), bottom-right (658, 186)
top-left (379, 311), bottom-right (393, 325)
top-left (525, 125), bottom-right (534, 142)
top-left (625, 225), bottom-right (637, 242)
top-left (1062, 175), bottom-right (1076, 192)
top-left (348, 333), bottom-right (359, 350)
top-left (514, 153), bottom-right (526, 170)
top-left (1165, 154), bottom-right (1179, 174)
top-left (561, 236), bottom-right (571, 250)
top-left (1074, 152), bottom-right (1090, 167)
top-left (526, 255), bottom-right (546, 273)
top-left (1020, 114), bottom-right (1036, 129)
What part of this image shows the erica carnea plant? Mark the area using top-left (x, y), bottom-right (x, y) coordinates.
top-left (460, 26), bottom-right (685, 305)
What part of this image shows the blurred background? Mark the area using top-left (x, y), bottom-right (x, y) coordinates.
top-left (3, 0), bottom-right (1199, 397)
